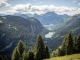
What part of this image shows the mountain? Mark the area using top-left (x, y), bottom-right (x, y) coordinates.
top-left (47, 14), bottom-right (80, 49)
top-left (33, 12), bottom-right (69, 25)
top-left (0, 15), bottom-right (48, 58)
top-left (13, 13), bottom-right (29, 18)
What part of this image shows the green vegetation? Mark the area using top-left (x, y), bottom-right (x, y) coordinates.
top-left (45, 54), bottom-right (80, 60)
top-left (12, 34), bottom-right (50, 60)
top-left (51, 32), bottom-right (80, 57)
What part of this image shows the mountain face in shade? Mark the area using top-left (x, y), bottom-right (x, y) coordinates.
top-left (47, 14), bottom-right (80, 49)
top-left (0, 15), bottom-right (48, 57)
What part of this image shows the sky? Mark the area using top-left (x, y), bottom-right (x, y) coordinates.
top-left (0, 0), bottom-right (80, 16)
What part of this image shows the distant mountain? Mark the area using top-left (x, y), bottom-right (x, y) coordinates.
top-left (0, 15), bottom-right (48, 58)
top-left (13, 13), bottom-right (29, 18)
top-left (33, 12), bottom-right (69, 25)
top-left (47, 14), bottom-right (80, 49)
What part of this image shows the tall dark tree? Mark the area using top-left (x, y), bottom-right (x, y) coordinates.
top-left (27, 50), bottom-right (34, 60)
top-left (12, 40), bottom-right (26, 60)
top-left (12, 47), bottom-right (19, 60)
top-left (65, 32), bottom-right (73, 55)
top-left (76, 34), bottom-right (80, 53)
top-left (34, 34), bottom-right (49, 60)
top-left (17, 40), bottom-right (25, 57)
top-left (44, 46), bottom-right (50, 58)
top-left (73, 36), bottom-right (77, 53)
top-left (22, 50), bottom-right (27, 60)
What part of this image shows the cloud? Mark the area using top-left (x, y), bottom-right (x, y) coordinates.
top-left (0, 0), bottom-right (10, 8)
top-left (1, 3), bottom-right (80, 16)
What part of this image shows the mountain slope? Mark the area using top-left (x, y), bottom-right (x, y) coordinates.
top-left (0, 15), bottom-right (48, 57)
top-left (47, 14), bottom-right (80, 49)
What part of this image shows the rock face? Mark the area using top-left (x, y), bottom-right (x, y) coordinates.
top-left (0, 15), bottom-right (48, 57)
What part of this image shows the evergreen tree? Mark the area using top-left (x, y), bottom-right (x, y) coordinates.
top-left (34, 34), bottom-right (46, 60)
top-left (12, 40), bottom-right (26, 60)
top-left (22, 50), bottom-right (27, 60)
top-left (27, 50), bottom-right (34, 60)
top-left (17, 40), bottom-right (25, 57)
top-left (76, 34), bottom-right (80, 53)
top-left (12, 47), bottom-right (19, 60)
top-left (65, 31), bottom-right (73, 55)
top-left (73, 36), bottom-right (77, 53)
top-left (44, 46), bottom-right (50, 58)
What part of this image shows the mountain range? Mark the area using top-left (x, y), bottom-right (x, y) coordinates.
top-left (0, 11), bottom-right (69, 25)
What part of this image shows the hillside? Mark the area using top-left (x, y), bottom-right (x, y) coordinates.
top-left (0, 15), bottom-right (48, 58)
top-left (44, 54), bottom-right (80, 60)
top-left (46, 14), bottom-right (80, 49)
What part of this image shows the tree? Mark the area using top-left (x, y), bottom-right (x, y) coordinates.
top-left (44, 46), bottom-right (50, 58)
top-left (12, 47), bottom-right (19, 60)
top-left (34, 34), bottom-right (49, 60)
top-left (65, 31), bottom-right (73, 55)
top-left (73, 36), bottom-right (77, 53)
top-left (22, 50), bottom-right (27, 60)
top-left (12, 40), bottom-right (26, 60)
top-left (17, 40), bottom-right (25, 57)
top-left (76, 34), bottom-right (80, 53)
top-left (27, 50), bottom-right (34, 60)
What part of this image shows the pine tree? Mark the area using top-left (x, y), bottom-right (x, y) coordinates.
top-left (73, 36), bottom-right (77, 53)
top-left (22, 50), bottom-right (27, 60)
top-left (17, 40), bottom-right (25, 57)
top-left (65, 31), bottom-right (73, 55)
top-left (76, 34), bottom-right (80, 53)
top-left (27, 50), bottom-right (34, 60)
top-left (12, 47), bottom-right (19, 60)
top-left (12, 40), bottom-right (26, 60)
top-left (44, 46), bottom-right (50, 58)
top-left (34, 34), bottom-right (46, 60)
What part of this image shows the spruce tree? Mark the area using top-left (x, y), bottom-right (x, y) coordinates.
top-left (45, 46), bottom-right (50, 58)
top-left (65, 31), bottom-right (73, 55)
top-left (34, 34), bottom-right (46, 60)
top-left (22, 50), bottom-right (27, 60)
top-left (17, 40), bottom-right (25, 57)
top-left (12, 47), bottom-right (19, 60)
top-left (12, 40), bottom-right (26, 60)
top-left (27, 50), bottom-right (34, 60)
top-left (76, 34), bottom-right (80, 53)
top-left (73, 36), bottom-right (77, 53)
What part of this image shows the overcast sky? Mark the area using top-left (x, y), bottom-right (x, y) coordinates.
top-left (0, 0), bottom-right (80, 15)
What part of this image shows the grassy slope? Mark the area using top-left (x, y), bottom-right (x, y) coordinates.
top-left (44, 54), bottom-right (80, 60)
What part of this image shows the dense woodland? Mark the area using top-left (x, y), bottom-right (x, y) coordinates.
top-left (0, 31), bottom-right (80, 60)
